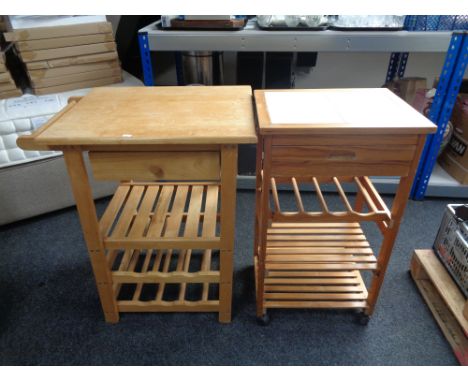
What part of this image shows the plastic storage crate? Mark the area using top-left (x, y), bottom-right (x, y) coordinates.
top-left (433, 204), bottom-right (468, 298)
top-left (405, 15), bottom-right (468, 31)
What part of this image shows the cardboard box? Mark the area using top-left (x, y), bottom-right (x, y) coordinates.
top-left (0, 71), bottom-right (13, 84)
top-left (397, 77), bottom-right (427, 105)
top-left (31, 67), bottom-right (121, 88)
top-left (20, 42), bottom-right (116, 62)
top-left (445, 133), bottom-right (468, 168)
top-left (4, 21), bottom-right (112, 42)
top-left (32, 74), bottom-right (122, 95)
top-left (28, 59), bottom-right (120, 80)
top-left (26, 51), bottom-right (119, 69)
top-left (0, 82), bottom-right (16, 92)
top-left (16, 33), bottom-right (115, 51)
top-left (439, 152), bottom-right (468, 185)
top-left (0, 88), bottom-right (22, 99)
top-left (451, 94), bottom-right (468, 141)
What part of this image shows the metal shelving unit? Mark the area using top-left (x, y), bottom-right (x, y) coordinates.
top-left (137, 19), bottom-right (468, 199)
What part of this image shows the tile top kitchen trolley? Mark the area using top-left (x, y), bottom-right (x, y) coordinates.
top-left (17, 86), bottom-right (257, 323)
top-left (253, 88), bottom-right (436, 325)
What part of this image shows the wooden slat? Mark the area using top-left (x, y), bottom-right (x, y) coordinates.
top-left (127, 186), bottom-right (160, 238)
top-left (118, 300), bottom-right (220, 312)
top-left (104, 238), bottom-right (220, 250)
top-left (354, 177), bottom-right (378, 213)
top-left (271, 222), bottom-right (360, 228)
top-left (264, 285), bottom-right (364, 292)
top-left (267, 240), bottom-right (370, 248)
top-left (267, 228), bottom-right (364, 234)
top-left (266, 247), bottom-right (374, 254)
top-left (179, 186), bottom-right (204, 301)
top-left (155, 186), bottom-right (189, 301)
top-left (146, 186), bottom-right (175, 238)
top-left (110, 186), bottom-right (145, 239)
top-left (266, 271), bottom-right (359, 278)
top-left (113, 270), bottom-right (220, 284)
top-left (99, 185), bottom-right (131, 236)
top-left (312, 177), bottom-right (329, 213)
top-left (333, 177), bottom-right (354, 213)
top-left (264, 278), bottom-right (359, 285)
top-left (267, 235), bottom-right (367, 241)
top-left (266, 262), bottom-right (378, 271)
top-left (265, 293), bottom-right (367, 300)
top-left (132, 249), bottom-right (154, 301)
top-left (291, 177), bottom-right (305, 213)
top-left (266, 255), bottom-right (377, 263)
top-left (265, 300), bottom-right (367, 309)
top-left (270, 177), bottom-right (281, 213)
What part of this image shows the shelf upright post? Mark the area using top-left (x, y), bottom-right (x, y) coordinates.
top-left (385, 52), bottom-right (401, 83)
top-left (138, 32), bottom-right (155, 86)
top-left (411, 32), bottom-right (468, 200)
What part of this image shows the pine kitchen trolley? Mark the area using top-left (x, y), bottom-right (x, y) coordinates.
top-left (17, 86), bottom-right (256, 323)
top-left (253, 88), bottom-right (436, 324)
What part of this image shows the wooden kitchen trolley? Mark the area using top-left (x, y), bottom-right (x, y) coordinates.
top-left (17, 86), bottom-right (256, 323)
top-left (253, 88), bottom-right (436, 324)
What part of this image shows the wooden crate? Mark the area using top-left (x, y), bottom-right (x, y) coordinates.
top-left (411, 249), bottom-right (468, 365)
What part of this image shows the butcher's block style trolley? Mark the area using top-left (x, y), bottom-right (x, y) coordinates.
top-left (253, 88), bottom-right (436, 324)
top-left (17, 86), bottom-right (256, 323)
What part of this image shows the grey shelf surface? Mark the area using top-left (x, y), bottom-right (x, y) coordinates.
top-left (139, 19), bottom-right (452, 53)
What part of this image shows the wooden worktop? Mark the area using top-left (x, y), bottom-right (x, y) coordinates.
top-left (18, 86), bottom-right (257, 149)
top-left (255, 88), bottom-right (437, 135)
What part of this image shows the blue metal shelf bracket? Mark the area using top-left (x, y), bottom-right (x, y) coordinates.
top-left (138, 32), bottom-right (155, 86)
top-left (411, 32), bottom-right (468, 200)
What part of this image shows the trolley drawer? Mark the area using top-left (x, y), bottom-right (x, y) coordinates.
top-left (89, 151), bottom-right (221, 181)
top-left (269, 135), bottom-right (418, 177)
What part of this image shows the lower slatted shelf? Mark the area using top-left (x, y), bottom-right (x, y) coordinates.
top-left (265, 222), bottom-right (378, 271)
top-left (108, 247), bottom-right (220, 312)
top-left (257, 221), bottom-right (375, 309)
top-left (263, 269), bottom-right (368, 309)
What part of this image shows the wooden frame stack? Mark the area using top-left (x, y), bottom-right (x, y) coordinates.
top-left (4, 21), bottom-right (122, 95)
top-left (0, 48), bottom-right (21, 99)
top-left (16, 86), bottom-right (256, 323)
top-left (253, 88), bottom-right (437, 323)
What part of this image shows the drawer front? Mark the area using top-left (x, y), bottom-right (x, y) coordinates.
top-left (269, 135), bottom-right (418, 177)
top-left (89, 151), bottom-right (220, 181)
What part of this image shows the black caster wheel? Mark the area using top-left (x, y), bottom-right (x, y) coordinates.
top-left (356, 313), bottom-right (370, 326)
top-left (256, 314), bottom-right (270, 326)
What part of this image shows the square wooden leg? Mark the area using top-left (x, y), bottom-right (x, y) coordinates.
top-left (63, 150), bottom-right (119, 323)
top-left (219, 249), bottom-right (233, 323)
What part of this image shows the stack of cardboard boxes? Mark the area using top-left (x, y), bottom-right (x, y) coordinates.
top-left (439, 94), bottom-right (468, 184)
top-left (4, 16), bottom-right (122, 95)
top-left (0, 16), bottom-right (22, 99)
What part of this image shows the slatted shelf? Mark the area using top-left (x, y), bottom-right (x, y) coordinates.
top-left (265, 222), bottom-right (378, 271)
top-left (269, 176), bottom-right (392, 224)
top-left (108, 247), bottom-right (220, 312)
top-left (262, 268), bottom-right (368, 309)
top-left (100, 182), bottom-right (221, 249)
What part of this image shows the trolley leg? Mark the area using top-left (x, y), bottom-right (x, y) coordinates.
top-left (256, 137), bottom-right (272, 319)
top-left (218, 145), bottom-right (238, 323)
top-left (63, 150), bottom-right (119, 323)
top-left (365, 135), bottom-right (426, 316)
top-left (219, 250), bottom-right (234, 323)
